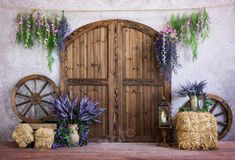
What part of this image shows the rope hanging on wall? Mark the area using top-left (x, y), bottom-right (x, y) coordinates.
top-left (0, 3), bottom-right (234, 12)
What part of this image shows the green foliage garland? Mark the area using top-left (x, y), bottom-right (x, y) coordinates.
top-left (16, 13), bottom-right (34, 48)
top-left (16, 11), bottom-right (67, 72)
top-left (169, 9), bottom-right (210, 60)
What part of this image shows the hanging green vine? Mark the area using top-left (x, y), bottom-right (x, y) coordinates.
top-left (169, 9), bottom-right (210, 60)
top-left (16, 13), bottom-right (34, 48)
top-left (16, 11), bottom-right (69, 72)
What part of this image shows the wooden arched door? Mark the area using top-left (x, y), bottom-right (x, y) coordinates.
top-left (60, 20), bottom-right (171, 142)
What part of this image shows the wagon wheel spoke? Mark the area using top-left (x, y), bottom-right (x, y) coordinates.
top-left (41, 100), bottom-right (53, 106)
top-left (41, 92), bottom-right (55, 98)
top-left (39, 104), bottom-right (49, 115)
top-left (16, 92), bottom-right (30, 98)
top-left (39, 81), bottom-right (48, 94)
top-left (214, 111), bottom-right (225, 117)
top-left (209, 102), bottom-right (217, 113)
top-left (34, 79), bottom-right (37, 93)
top-left (184, 94), bottom-right (233, 141)
top-left (217, 121), bottom-right (227, 126)
top-left (34, 105), bottom-right (37, 118)
top-left (16, 100), bottom-right (30, 107)
top-left (12, 75), bottom-right (59, 123)
top-left (24, 84), bottom-right (33, 95)
top-left (22, 103), bottom-right (33, 116)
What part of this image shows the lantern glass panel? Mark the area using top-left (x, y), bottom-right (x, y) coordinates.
top-left (158, 101), bottom-right (171, 128)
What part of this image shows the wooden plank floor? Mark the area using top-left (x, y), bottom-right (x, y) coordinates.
top-left (0, 142), bottom-right (235, 160)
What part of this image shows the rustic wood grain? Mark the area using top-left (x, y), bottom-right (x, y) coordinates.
top-left (61, 20), bottom-right (170, 142)
top-left (1, 142), bottom-right (235, 160)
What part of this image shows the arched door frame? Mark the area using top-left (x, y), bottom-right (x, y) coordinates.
top-left (60, 19), bottom-right (171, 142)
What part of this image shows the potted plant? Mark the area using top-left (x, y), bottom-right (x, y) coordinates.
top-left (177, 80), bottom-right (207, 111)
top-left (51, 95), bottom-right (106, 146)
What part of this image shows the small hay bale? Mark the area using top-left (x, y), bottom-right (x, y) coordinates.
top-left (175, 112), bottom-right (218, 150)
top-left (35, 127), bottom-right (54, 149)
top-left (12, 124), bottom-right (34, 148)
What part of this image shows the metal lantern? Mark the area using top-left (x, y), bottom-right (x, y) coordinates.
top-left (158, 97), bottom-right (172, 128)
top-left (158, 97), bottom-right (172, 147)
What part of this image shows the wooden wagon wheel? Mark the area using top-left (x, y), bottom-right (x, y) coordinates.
top-left (184, 93), bottom-right (233, 140)
top-left (11, 74), bottom-right (59, 123)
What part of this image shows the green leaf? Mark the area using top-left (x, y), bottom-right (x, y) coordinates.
top-left (168, 9), bottom-right (210, 61)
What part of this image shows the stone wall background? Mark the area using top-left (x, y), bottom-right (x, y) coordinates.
top-left (0, 0), bottom-right (235, 141)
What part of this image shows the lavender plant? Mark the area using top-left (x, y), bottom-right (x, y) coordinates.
top-left (177, 80), bottom-right (207, 97)
top-left (51, 95), bottom-right (106, 147)
top-left (51, 94), bottom-right (78, 124)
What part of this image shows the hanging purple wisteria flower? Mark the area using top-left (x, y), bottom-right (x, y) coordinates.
top-left (154, 26), bottom-right (181, 74)
top-left (57, 10), bottom-right (70, 53)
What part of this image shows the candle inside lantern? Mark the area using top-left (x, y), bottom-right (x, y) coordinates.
top-left (161, 110), bottom-right (167, 123)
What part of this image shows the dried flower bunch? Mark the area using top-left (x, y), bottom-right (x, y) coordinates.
top-left (16, 11), bottom-right (70, 71)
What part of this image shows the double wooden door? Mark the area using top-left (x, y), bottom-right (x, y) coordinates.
top-left (60, 20), bottom-right (170, 142)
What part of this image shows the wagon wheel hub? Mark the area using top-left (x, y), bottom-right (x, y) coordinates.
top-left (30, 93), bottom-right (42, 105)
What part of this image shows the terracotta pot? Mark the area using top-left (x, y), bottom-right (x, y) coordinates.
top-left (68, 124), bottom-right (80, 145)
top-left (190, 95), bottom-right (198, 111)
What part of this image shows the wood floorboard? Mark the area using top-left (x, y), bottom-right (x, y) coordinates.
top-left (0, 142), bottom-right (234, 160)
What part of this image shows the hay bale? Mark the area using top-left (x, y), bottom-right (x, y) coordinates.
top-left (12, 124), bottom-right (34, 148)
top-left (35, 127), bottom-right (54, 149)
top-left (175, 112), bottom-right (218, 150)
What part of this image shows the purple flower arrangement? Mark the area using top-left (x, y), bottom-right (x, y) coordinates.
top-left (177, 80), bottom-right (207, 97)
top-left (154, 26), bottom-right (181, 74)
top-left (57, 11), bottom-right (70, 53)
top-left (51, 94), bottom-right (106, 147)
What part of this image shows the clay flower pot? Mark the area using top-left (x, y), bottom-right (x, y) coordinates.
top-left (68, 124), bottom-right (80, 145)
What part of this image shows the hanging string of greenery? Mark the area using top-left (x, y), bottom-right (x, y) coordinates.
top-left (169, 9), bottom-right (210, 60)
top-left (16, 13), bottom-right (34, 48)
top-left (16, 11), bottom-right (70, 72)
top-left (154, 9), bottom-right (210, 75)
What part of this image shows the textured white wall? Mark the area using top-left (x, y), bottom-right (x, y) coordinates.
top-left (0, 0), bottom-right (235, 141)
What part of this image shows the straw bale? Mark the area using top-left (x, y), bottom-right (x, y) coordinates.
top-left (175, 112), bottom-right (218, 150)
top-left (12, 124), bottom-right (34, 148)
top-left (34, 127), bottom-right (54, 149)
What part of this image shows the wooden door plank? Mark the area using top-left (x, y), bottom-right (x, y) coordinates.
top-left (79, 35), bottom-right (83, 78)
top-left (100, 27), bottom-right (105, 79)
top-left (117, 23), bottom-right (124, 142)
top-left (67, 43), bottom-right (74, 79)
top-left (73, 37), bottom-right (81, 78)
top-left (84, 33), bottom-right (88, 78)
top-left (108, 21), bottom-right (115, 141)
